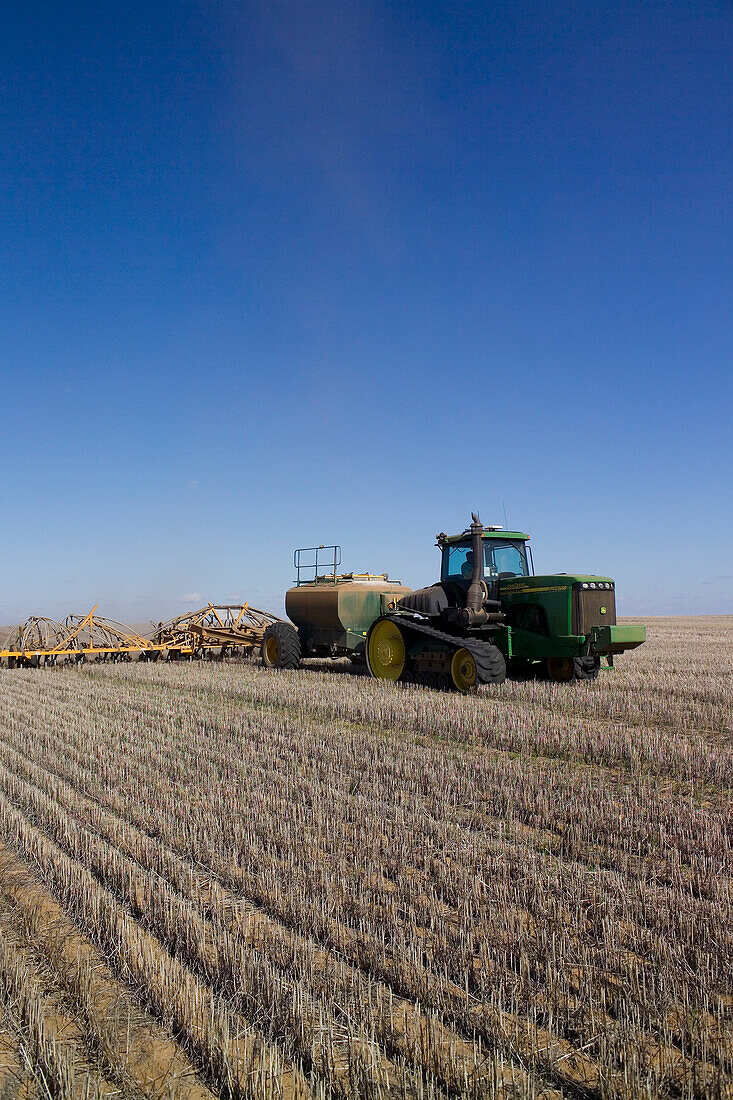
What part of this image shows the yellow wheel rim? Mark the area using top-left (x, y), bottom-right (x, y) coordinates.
top-left (450, 648), bottom-right (477, 693)
top-left (547, 656), bottom-right (574, 682)
top-left (264, 636), bottom-right (279, 666)
top-left (367, 620), bottom-right (405, 681)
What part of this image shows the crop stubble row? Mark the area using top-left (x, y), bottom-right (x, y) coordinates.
top-left (0, 617), bottom-right (730, 1098)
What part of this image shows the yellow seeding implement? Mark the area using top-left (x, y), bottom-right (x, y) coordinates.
top-left (1, 603), bottom-right (282, 667)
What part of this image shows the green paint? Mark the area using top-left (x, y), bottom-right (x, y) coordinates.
top-left (440, 529), bottom-right (531, 544)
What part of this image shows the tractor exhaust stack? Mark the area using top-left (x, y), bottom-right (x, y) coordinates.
top-left (456, 512), bottom-right (490, 627)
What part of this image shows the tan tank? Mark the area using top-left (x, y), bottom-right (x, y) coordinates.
top-left (286, 575), bottom-right (411, 657)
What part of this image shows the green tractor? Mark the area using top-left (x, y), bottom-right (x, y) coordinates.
top-left (261, 515), bottom-right (646, 692)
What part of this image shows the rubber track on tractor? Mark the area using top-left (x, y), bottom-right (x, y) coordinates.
top-left (385, 615), bottom-right (506, 685)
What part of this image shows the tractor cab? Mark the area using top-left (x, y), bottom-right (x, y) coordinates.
top-left (437, 527), bottom-right (533, 583)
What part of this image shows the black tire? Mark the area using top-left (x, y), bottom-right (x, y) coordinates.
top-left (574, 655), bottom-right (600, 681)
top-left (471, 641), bottom-right (507, 685)
top-left (262, 622), bottom-right (301, 670)
top-left (546, 655), bottom-right (601, 682)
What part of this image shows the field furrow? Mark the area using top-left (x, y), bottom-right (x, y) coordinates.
top-left (0, 738), bottom-right (560, 1098)
top-left (2, 676), bottom-right (727, 1015)
top-left (0, 617), bottom-right (730, 1098)
top-left (0, 686), bottom-right (726, 1091)
top-left (0, 839), bottom-right (218, 1100)
top-left (0, 795), bottom-right (312, 1100)
top-left (0, 1009), bottom-right (41, 1100)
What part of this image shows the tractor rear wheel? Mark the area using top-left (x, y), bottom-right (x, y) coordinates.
top-left (366, 618), bottom-right (406, 682)
top-left (262, 622), bottom-right (301, 670)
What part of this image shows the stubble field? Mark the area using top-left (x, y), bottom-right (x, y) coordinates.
top-left (0, 617), bottom-right (730, 1099)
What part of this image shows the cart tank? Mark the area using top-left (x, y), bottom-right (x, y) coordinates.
top-left (285, 545), bottom-right (410, 658)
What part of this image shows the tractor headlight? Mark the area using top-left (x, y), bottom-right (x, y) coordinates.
top-left (582, 582), bottom-right (589, 589)
top-left (589, 582), bottom-right (596, 589)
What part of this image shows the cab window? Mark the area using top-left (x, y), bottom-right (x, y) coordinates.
top-left (491, 543), bottom-right (528, 577)
top-left (484, 539), bottom-right (526, 576)
top-left (444, 545), bottom-right (472, 579)
top-left (442, 539), bottom-right (529, 581)
top-left (442, 545), bottom-right (496, 581)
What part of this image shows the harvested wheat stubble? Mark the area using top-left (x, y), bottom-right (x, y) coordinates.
top-left (0, 1007), bottom-right (41, 1100)
top-left (0, 737), bottom-right (558, 1099)
top-left (0, 797), bottom-right (312, 1100)
top-left (0, 908), bottom-right (119, 1099)
top-left (0, 616), bottom-right (731, 1099)
top-left (0, 841), bottom-right (216, 1100)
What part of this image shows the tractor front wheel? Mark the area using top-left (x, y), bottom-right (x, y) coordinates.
top-left (262, 622), bottom-right (301, 670)
top-left (574, 655), bottom-right (601, 681)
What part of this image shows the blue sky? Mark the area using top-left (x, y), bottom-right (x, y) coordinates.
top-left (1, 0), bottom-right (730, 623)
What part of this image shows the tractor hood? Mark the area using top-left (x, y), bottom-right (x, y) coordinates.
top-left (501, 574), bottom-right (619, 642)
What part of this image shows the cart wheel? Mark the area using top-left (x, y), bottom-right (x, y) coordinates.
top-left (261, 622), bottom-right (301, 669)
